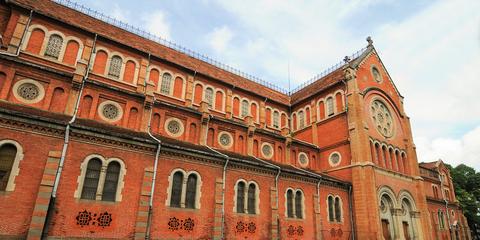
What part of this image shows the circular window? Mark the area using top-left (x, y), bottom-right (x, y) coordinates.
top-left (329, 152), bottom-right (341, 167)
top-left (298, 152), bottom-right (309, 167)
top-left (261, 143), bottom-right (273, 159)
top-left (12, 79), bottom-right (45, 104)
top-left (98, 100), bottom-right (123, 122)
top-left (370, 99), bottom-right (394, 138)
top-left (218, 131), bottom-right (233, 148)
top-left (371, 66), bottom-right (382, 83)
top-left (164, 118), bottom-right (184, 137)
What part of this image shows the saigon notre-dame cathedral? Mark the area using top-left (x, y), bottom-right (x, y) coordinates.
top-left (0, 0), bottom-right (472, 239)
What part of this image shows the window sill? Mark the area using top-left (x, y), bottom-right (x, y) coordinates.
top-left (75, 198), bottom-right (119, 205)
top-left (166, 206), bottom-right (199, 212)
top-left (284, 217), bottom-right (305, 222)
top-left (233, 212), bottom-right (259, 217)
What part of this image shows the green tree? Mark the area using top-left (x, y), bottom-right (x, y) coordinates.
top-left (447, 163), bottom-right (480, 233)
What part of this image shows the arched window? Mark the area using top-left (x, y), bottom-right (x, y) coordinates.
top-left (236, 181), bottom-right (245, 213)
top-left (328, 195), bottom-right (335, 222)
top-left (273, 111), bottom-right (280, 129)
top-left (205, 87), bottom-right (214, 107)
top-left (185, 174), bottom-right (198, 209)
top-left (108, 56), bottom-right (122, 78)
top-left (241, 100), bottom-right (249, 118)
top-left (160, 73), bottom-right (172, 95)
top-left (170, 171), bottom-right (183, 207)
top-left (438, 210), bottom-right (445, 229)
top-left (298, 110), bottom-right (305, 129)
top-left (295, 191), bottom-right (303, 218)
top-left (102, 161), bottom-right (120, 201)
top-left (335, 197), bottom-right (342, 222)
top-left (326, 97), bottom-right (334, 116)
top-left (81, 158), bottom-right (102, 200)
top-left (286, 189), bottom-right (294, 218)
top-left (247, 183), bottom-right (256, 214)
top-left (44, 34), bottom-right (63, 59)
top-left (0, 144), bottom-right (17, 191)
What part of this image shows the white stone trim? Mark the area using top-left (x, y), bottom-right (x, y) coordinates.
top-left (233, 179), bottom-right (260, 215)
top-left (284, 188), bottom-right (305, 219)
top-left (74, 154), bottom-right (126, 202)
top-left (326, 194), bottom-right (344, 223)
top-left (0, 140), bottom-right (24, 192)
top-left (370, 64), bottom-right (383, 83)
top-left (297, 152), bottom-right (309, 168)
top-left (12, 79), bottom-right (46, 104)
top-left (97, 100), bottom-right (124, 123)
top-left (217, 131), bottom-right (234, 149)
top-left (328, 151), bottom-right (342, 167)
top-left (260, 142), bottom-right (274, 160)
top-left (164, 117), bottom-right (185, 138)
top-left (165, 168), bottom-right (202, 209)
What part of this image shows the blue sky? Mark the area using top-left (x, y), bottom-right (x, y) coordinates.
top-left (75, 0), bottom-right (480, 170)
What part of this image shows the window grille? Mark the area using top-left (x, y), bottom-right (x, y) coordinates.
top-left (102, 162), bottom-right (120, 201)
top-left (160, 73), bottom-right (172, 94)
top-left (185, 174), bottom-right (197, 209)
top-left (237, 182), bottom-right (245, 213)
top-left (0, 144), bottom-right (16, 191)
top-left (287, 190), bottom-right (294, 218)
top-left (327, 97), bottom-right (334, 116)
top-left (81, 158), bottom-right (102, 200)
top-left (295, 191), bottom-right (303, 218)
top-left (298, 111), bottom-right (305, 129)
top-left (241, 100), bottom-right (249, 118)
top-left (108, 56), bottom-right (122, 78)
top-left (205, 88), bottom-right (214, 107)
top-left (273, 111), bottom-right (280, 128)
top-left (247, 183), bottom-right (256, 214)
top-left (170, 172), bottom-right (183, 207)
top-left (44, 34), bottom-right (63, 59)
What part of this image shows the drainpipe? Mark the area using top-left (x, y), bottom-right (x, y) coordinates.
top-left (439, 172), bottom-right (453, 239)
top-left (348, 185), bottom-right (356, 240)
top-left (42, 33), bottom-right (97, 238)
top-left (0, 9), bottom-right (33, 57)
top-left (204, 115), bottom-right (229, 239)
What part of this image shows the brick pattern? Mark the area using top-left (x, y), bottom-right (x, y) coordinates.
top-left (133, 167), bottom-right (154, 239)
top-left (26, 151), bottom-right (61, 240)
top-left (270, 187), bottom-right (279, 240)
top-left (212, 177), bottom-right (224, 240)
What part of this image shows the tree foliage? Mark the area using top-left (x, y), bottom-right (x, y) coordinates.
top-left (446, 163), bottom-right (480, 232)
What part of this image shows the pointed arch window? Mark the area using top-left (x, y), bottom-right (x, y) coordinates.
top-left (247, 183), bottom-right (256, 214)
top-left (328, 195), bottom-right (342, 222)
top-left (81, 158), bottom-right (102, 200)
top-left (102, 162), bottom-right (120, 201)
top-left (108, 56), bottom-right (122, 78)
top-left (0, 144), bottom-right (17, 191)
top-left (328, 195), bottom-right (335, 221)
top-left (287, 189), bottom-right (294, 218)
top-left (44, 34), bottom-right (63, 59)
top-left (295, 191), bottom-right (303, 218)
top-left (236, 181), bottom-right (245, 213)
top-left (335, 197), bottom-right (342, 222)
top-left (205, 87), bottom-right (214, 107)
top-left (170, 171), bottom-right (183, 207)
top-left (185, 174), bottom-right (197, 209)
top-left (161, 73), bottom-right (172, 95)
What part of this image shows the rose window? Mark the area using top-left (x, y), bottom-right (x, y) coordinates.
top-left (370, 100), bottom-right (394, 137)
top-left (17, 83), bottom-right (40, 101)
top-left (219, 133), bottom-right (231, 147)
top-left (261, 144), bottom-right (272, 158)
top-left (102, 104), bottom-right (119, 120)
top-left (167, 120), bottom-right (181, 135)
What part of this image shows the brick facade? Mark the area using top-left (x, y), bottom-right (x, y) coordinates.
top-left (0, 0), bottom-right (471, 239)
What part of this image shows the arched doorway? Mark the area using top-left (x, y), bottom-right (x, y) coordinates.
top-left (379, 194), bottom-right (396, 240)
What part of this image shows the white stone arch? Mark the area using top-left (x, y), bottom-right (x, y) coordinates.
top-left (280, 111), bottom-right (289, 128)
top-left (333, 89), bottom-right (345, 112)
top-left (192, 81), bottom-right (206, 104)
top-left (398, 190), bottom-right (418, 239)
top-left (165, 168), bottom-right (202, 209)
top-left (60, 36), bottom-right (84, 65)
top-left (104, 157), bottom-right (127, 202)
top-left (326, 194), bottom-right (344, 223)
top-left (172, 73), bottom-right (187, 100)
top-left (74, 154), bottom-right (106, 199)
top-left (21, 24), bottom-right (48, 51)
top-left (378, 185), bottom-right (398, 208)
top-left (202, 84), bottom-right (216, 107)
top-left (105, 51), bottom-right (125, 80)
top-left (0, 139), bottom-right (24, 192)
top-left (325, 94), bottom-right (336, 117)
top-left (233, 179), bottom-right (260, 215)
top-left (40, 30), bottom-right (67, 58)
top-left (291, 112), bottom-right (297, 130)
top-left (122, 56), bottom-right (140, 85)
top-left (378, 186), bottom-right (399, 239)
top-left (159, 70), bottom-right (176, 95)
top-left (272, 109), bottom-right (280, 129)
top-left (250, 100), bottom-right (259, 122)
top-left (303, 105), bottom-right (312, 125)
top-left (284, 187), bottom-right (305, 219)
top-left (146, 65), bottom-right (162, 87)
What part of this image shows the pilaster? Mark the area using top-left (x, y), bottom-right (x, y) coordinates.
top-left (245, 116), bottom-right (255, 156)
top-left (136, 58), bottom-right (149, 94)
top-left (225, 89), bottom-right (233, 119)
top-left (313, 193), bottom-right (324, 240)
top-left (311, 99), bottom-right (319, 146)
top-left (259, 101), bottom-right (266, 128)
top-left (134, 167), bottom-right (154, 239)
top-left (184, 74), bottom-right (195, 107)
top-left (270, 186), bottom-right (279, 240)
top-left (199, 101), bottom-right (210, 145)
top-left (26, 151), bottom-right (61, 240)
top-left (213, 178), bottom-right (224, 240)
top-left (7, 13), bottom-right (28, 54)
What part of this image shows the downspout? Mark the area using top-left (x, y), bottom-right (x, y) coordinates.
top-left (42, 33), bottom-right (98, 237)
top-left (143, 53), bottom-right (163, 240)
top-left (0, 9), bottom-right (33, 57)
top-left (439, 172), bottom-right (452, 238)
top-left (204, 115), bottom-right (229, 239)
top-left (348, 185), bottom-right (356, 240)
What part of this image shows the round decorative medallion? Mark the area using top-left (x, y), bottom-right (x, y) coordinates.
top-left (12, 79), bottom-right (45, 104)
top-left (261, 143), bottom-right (273, 159)
top-left (164, 118), bottom-right (184, 137)
top-left (371, 66), bottom-right (382, 83)
top-left (218, 132), bottom-right (233, 148)
top-left (329, 152), bottom-right (341, 167)
top-left (102, 104), bottom-right (119, 120)
top-left (98, 100), bottom-right (123, 122)
top-left (17, 83), bottom-right (39, 100)
top-left (298, 152), bottom-right (309, 167)
top-left (370, 99), bottom-right (394, 138)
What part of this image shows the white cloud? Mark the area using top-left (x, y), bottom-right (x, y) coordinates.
top-left (111, 4), bottom-right (129, 23)
top-left (206, 26), bottom-right (234, 53)
top-left (142, 10), bottom-right (172, 40)
top-left (416, 125), bottom-right (480, 170)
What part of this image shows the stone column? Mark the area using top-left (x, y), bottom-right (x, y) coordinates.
top-left (26, 151), bottom-right (61, 240)
top-left (213, 178), bottom-right (224, 240)
top-left (134, 167), bottom-right (154, 239)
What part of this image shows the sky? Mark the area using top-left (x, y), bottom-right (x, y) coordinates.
top-left (74, 0), bottom-right (480, 170)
